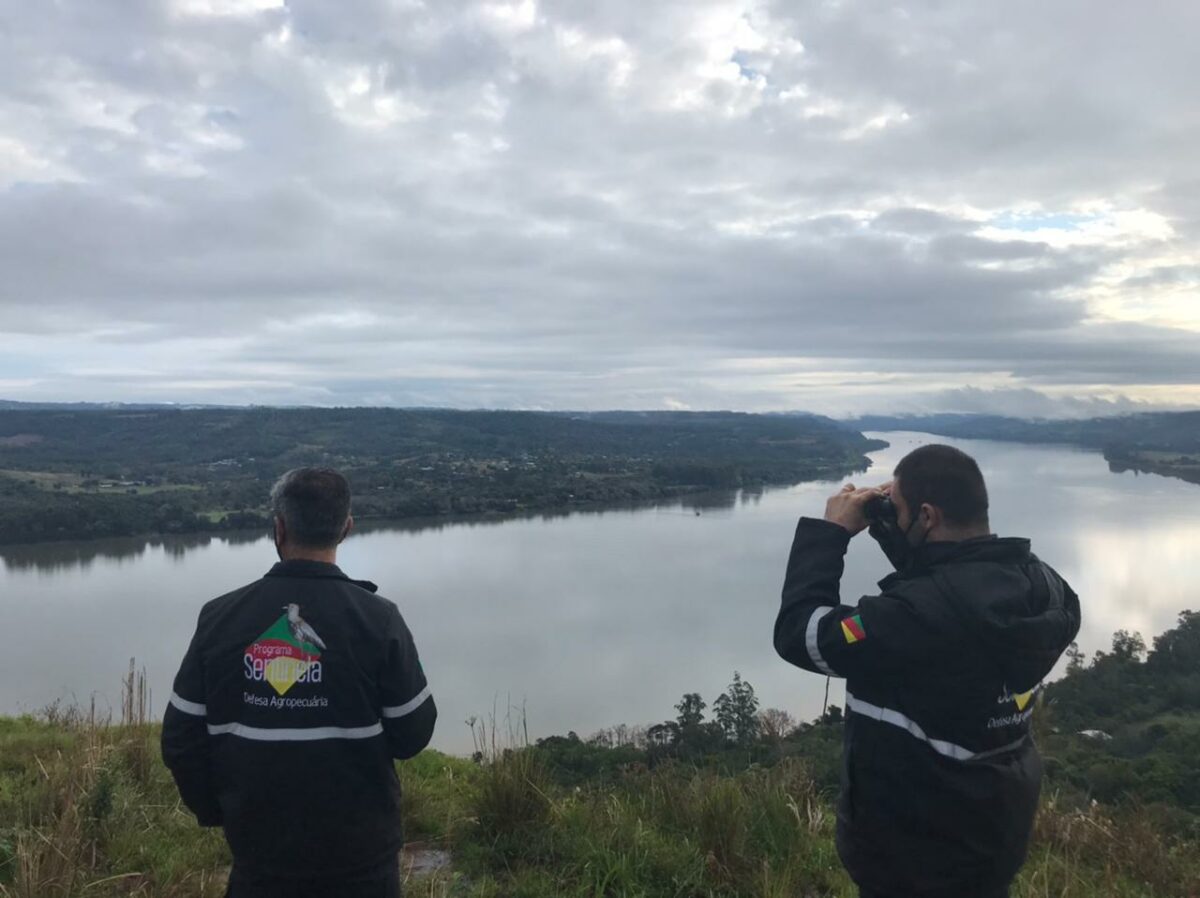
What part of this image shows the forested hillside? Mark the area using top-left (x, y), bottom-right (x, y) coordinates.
top-left (1039, 611), bottom-right (1200, 814)
top-left (0, 407), bottom-right (884, 544)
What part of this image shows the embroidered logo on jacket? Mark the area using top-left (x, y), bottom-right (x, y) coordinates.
top-left (244, 604), bottom-right (326, 696)
top-left (996, 684), bottom-right (1039, 711)
top-left (988, 684), bottom-right (1041, 728)
top-left (841, 614), bottom-right (866, 644)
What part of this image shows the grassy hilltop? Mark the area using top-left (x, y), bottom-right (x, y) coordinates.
top-left (2, 613), bottom-right (1198, 897)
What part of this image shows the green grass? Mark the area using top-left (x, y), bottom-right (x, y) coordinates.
top-left (0, 714), bottom-right (228, 898)
top-left (2, 715), bottom-right (1198, 898)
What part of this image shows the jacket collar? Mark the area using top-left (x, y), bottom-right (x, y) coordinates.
top-left (264, 559), bottom-right (378, 593)
top-left (879, 535), bottom-right (1032, 587)
top-left (918, 535), bottom-right (1031, 568)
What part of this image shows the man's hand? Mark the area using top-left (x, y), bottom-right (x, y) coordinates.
top-left (823, 482), bottom-right (885, 536)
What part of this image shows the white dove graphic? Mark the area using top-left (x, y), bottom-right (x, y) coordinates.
top-left (283, 604), bottom-right (326, 658)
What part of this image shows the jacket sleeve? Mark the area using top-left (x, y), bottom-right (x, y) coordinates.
top-left (774, 517), bottom-right (941, 681)
top-left (161, 610), bottom-right (222, 827)
top-left (378, 603), bottom-right (437, 759)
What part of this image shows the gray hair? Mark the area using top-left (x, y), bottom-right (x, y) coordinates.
top-left (270, 467), bottom-right (352, 548)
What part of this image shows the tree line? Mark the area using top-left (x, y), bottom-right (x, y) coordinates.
top-left (0, 407), bottom-right (883, 544)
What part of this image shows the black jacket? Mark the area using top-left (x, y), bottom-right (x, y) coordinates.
top-left (775, 518), bottom-right (1080, 896)
top-left (161, 559), bottom-right (436, 880)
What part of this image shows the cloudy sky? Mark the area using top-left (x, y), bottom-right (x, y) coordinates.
top-left (2, 0), bottom-right (1199, 416)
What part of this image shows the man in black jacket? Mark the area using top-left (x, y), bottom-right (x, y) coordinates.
top-left (162, 467), bottom-right (436, 898)
top-left (775, 444), bottom-right (1080, 898)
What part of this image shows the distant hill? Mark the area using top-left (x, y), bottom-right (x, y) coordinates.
top-left (0, 407), bottom-right (886, 545)
top-left (0, 399), bottom-right (230, 411)
top-left (850, 411), bottom-right (1200, 485)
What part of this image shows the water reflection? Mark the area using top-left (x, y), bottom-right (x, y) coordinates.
top-left (1108, 458), bottom-right (1200, 486)
top-left (0, 490), bottom-right (767, 575)
top-left (0, 530), bottom-right (264, 574)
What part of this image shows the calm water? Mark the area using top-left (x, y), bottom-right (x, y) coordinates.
top-left (2, 433), bottom-right (1197, 753)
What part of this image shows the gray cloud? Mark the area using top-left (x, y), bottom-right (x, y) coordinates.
top-left (1, 0), bottom-right (1198, 415)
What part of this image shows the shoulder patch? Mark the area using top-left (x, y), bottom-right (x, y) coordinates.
top-left (841, 614), bottom-right (866, 644)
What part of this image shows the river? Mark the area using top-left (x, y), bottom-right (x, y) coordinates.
top-left (2, 432), bottom-right (1196, 753)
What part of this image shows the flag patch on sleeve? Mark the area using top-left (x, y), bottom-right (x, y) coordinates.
top-left (841, 614), bottom-right (866, 644)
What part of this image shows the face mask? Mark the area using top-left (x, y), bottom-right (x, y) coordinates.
top-left (865, 496), bottom-right (928, 572)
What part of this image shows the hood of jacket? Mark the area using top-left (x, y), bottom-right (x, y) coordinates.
top-left (882, 535), bottom-right (1081, 692)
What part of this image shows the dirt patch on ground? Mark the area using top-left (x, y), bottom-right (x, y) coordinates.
top-left (210, 844), bottom-right (452, 891)
top-left (403, 842), bottom-right (453, 877)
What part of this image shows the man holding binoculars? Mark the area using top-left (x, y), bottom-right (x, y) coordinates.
top-left (775, 443), bottom-right (1081, 898)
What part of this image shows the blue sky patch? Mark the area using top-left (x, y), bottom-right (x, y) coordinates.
top-left (989, 211), bottom-right (1101, 232)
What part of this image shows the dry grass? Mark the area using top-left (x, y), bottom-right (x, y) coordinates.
top-left (1016, 793), bottom-right (1200, 898)
top-left (467, 712), bottom-right (553, 847)
top-left (0, 662), bottom-right (227, 898)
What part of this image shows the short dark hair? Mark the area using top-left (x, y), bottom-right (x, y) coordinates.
top-left (270, 467), bottom-right (351, 548)
top-left (894, 444), bottom-right (989, 529)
